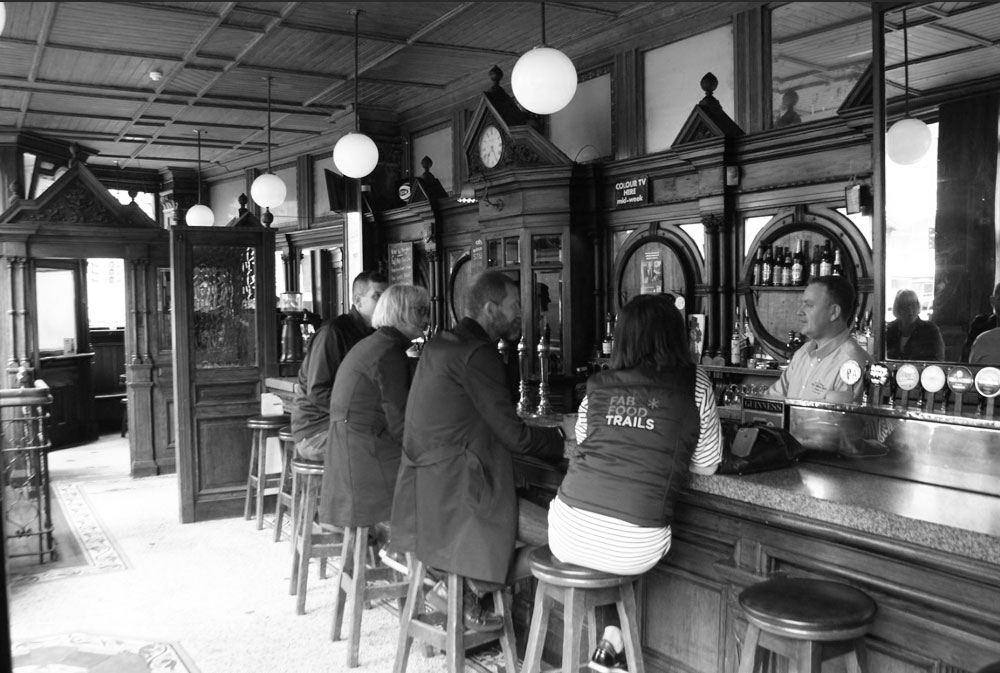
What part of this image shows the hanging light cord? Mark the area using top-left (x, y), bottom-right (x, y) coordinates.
top-left (540, 2), bottom-right (546, 45)
top-left (195, 130), bottom-right (203, 204)
top-left (353, 9), bottom-right (360, 133)
top-left (265, 76), bottom-right (272, 173)
top-left (902, 7), bottom-right (910, 118)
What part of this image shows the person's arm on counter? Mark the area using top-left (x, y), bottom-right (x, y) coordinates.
top-left (689, 367), bottom-right (722, 475)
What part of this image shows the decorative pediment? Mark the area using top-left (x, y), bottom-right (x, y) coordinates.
top-left (837, 62), bottom-right (872, 115)
top-left (223, 194), bottom-right (265, 228)
top-left (0, 161), bottom-right (157, 228)
top-left (672, 72), bottom-right (744, 148)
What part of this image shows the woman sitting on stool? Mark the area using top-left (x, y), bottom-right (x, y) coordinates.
top-left (549, 293), bottom-right (723, 671)
top-left (318, 284), bottom-right (430, 546)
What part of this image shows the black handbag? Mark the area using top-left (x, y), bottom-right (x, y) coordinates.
top-left (717, 421), bottom-right (804, 475)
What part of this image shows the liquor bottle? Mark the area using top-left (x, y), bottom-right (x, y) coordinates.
top-left (771, 246), bottom-right (782, 286)
top-left (782, 246), bottom-right (794, 286)
top-left (832, 248), bottom-right (844, 276)
top-left (819, 240), bottom-right (833, 276)
top-left (861, 310), bottom-right (874, 356)
top-left (761, 245), bottom-right (773, 286)
top-left (730, 307), bottom-right (744, 366)
top-left (751, 247), bottom-right (763, 286)
top-left (742, 312), bottom-right (755, 364)
top-left (809, 242), bottom-right (821, 280)
top-left (791, 239), bottom-right (804, 285)
top-left (601, 312), bottom-right (614, 356)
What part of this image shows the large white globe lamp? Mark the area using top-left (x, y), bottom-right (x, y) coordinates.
top-left (250, 172), bottom-right (287, 209)
top-left (887, 117), bottom-right (931, 165)
top-left (185, 203), bottom-right (215, 227)
top-left (511, 46), bottom-right (577, 115)
top-left (333, 132), bottom-right (379, 179)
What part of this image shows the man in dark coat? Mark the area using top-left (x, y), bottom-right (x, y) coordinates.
top-left (291, 270), bottom-right (387, 460)
top-left (390, 270), bottom-right (563, 630)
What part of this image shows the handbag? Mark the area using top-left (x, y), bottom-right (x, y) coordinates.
top-left (717, 421), bottom-right (804, 475)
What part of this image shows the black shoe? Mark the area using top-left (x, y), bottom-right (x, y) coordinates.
top-left (588, 639), bottom-right (627, 673)
top-left (424, 580), bottom-right (503, 633)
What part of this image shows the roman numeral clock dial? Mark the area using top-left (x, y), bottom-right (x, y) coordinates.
top-left (478, 124), bottom-right (504, 169)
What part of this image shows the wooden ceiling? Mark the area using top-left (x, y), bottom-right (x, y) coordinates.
top-left (2, 2), bottom-right (997, 177)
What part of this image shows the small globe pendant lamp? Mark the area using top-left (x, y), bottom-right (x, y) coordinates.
top-left (185, 129), bottom-right (215, 226)
top-left (511, 2), bottom-right (577, 115)
top-left (886, 7), bottom-right (931, 165)
top-left (333, 9), bottom-right (379, 179)
top-left (250, 76), bottom-right (286, 226)
top-left (0, 3), bottom-right (7, 36)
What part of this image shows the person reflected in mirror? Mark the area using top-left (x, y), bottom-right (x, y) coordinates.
top-left (885, 289), bottom-right (945, 361)
top-left (962, 282), bottom-right (1000, 361)
top-left (768, 276), bottom-right (870, 404)
top-left (969, 326), bottom-right (1000, 364)
top-left (774, 89), bottom-right (802, 127)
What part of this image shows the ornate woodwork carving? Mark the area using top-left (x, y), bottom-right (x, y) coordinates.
top-left (20, 180), bottom-right (117, 224)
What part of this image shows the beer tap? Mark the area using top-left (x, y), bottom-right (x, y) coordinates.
top-left (516, 335), bottom-right (532, 417)
top-left (535, 326), bottom-right (555, 418)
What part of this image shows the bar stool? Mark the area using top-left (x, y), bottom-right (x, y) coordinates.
top-left (393, 558), bottom-right (517, 673)
top-left (330, 526), bottom-right (411, 668)
top-left (272, 426), bottom-right (295, 543)
top-left (522, 545), bottom-right (644, 673)
top-left (737, 575), bottom-right (877, 673)
top-left (243, 413), bottom-right (289, 530)
top-left (289, 457), bottom-right (342, 615)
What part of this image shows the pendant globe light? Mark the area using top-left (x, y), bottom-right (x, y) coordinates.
top-left (0, 3), bottom-right (7, 36)
top-left (185, 130), bottom-right (215, 227)
top-left (511, 2), bottom-right (577, 115)
top-left (332, 9), bottom-right (379, 179)
top-left (250, 75), bottom-right (287, 227)
top-left (886, 7), bottom-right (931, 165)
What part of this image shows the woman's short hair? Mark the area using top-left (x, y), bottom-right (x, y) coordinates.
top-left (611, 294), bottom-right (692, 371)
top-left (893, 288), bottom-right (921, 315)
top-left (372, 284), bottom-right (430, 332)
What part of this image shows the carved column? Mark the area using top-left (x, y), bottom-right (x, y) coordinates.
top-left (703, 213), bottom-right (724, 357)
top-left (425, 239), bottom-right (443, 332)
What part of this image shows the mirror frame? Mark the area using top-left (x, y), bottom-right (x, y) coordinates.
top-left (873, 5), bottom-right (887, 362)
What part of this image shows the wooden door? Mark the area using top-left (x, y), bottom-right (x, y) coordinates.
top-left (170, 225), bottom-right (276, 523)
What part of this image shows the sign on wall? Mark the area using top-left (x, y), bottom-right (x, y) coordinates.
top-left (388, 242), bottom-right (414, 285)
top-left (614, 175), bottom-right (648, 208)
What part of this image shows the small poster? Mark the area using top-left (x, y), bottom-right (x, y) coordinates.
top-left (688, 314), bottom-right (706, 362)
top-left (640, 251), bottom-right (663, 295)
top-left (388, 242), bottom-right (414, 285)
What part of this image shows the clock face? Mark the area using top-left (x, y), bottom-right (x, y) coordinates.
top-left (478, 125), bottom-right (503, 169)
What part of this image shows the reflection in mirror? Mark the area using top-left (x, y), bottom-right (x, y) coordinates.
top-left (534, 269), bottom-right (563, 364)
top-left (883, 3), bottom-right (1000, 365)
top-left (36, 268), bottom-right (77, 353)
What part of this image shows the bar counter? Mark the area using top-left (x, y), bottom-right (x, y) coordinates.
top-left (514, 455), bottom-right (1000, 672)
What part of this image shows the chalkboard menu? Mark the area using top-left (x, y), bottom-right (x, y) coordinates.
top-left (469, 238), bottom-right (486, 275)
top-left (388, 242), bottom-right (414, 285)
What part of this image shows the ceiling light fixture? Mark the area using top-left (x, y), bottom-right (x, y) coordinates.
top-left (250, 75), bottom-right (287, 227)
top-left (886, 7), bottom-right (931, 165)
top-left (149, 69), bottom-right (163, 82)
top-left (185, 129), bottom-right (215, 227)
top-left (511, 2), bottom-right (577, 115)
top-left (332, 9), bottom-right (379, 179)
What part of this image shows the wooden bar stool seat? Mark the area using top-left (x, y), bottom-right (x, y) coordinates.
top-left (737, 576), bottom-right (877, 673)
top-left (289, 457), bottom-right (342, 615)
top-left (330, 525), bottom-right (411, 668)
top-left (243, 413), bottom-right (289, 530)
top-left (272, 426), bottom-right (295, 543)
top-left (393, 558), bottom-right (517, 673)
top-left (522, 545), bottom-right (644, 673)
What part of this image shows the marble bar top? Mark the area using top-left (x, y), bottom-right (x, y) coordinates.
top-left (687, 463), bottom-right (1000, 566)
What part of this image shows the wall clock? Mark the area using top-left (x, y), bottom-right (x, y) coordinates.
top-left (478, 124), bottom-right (504, 169)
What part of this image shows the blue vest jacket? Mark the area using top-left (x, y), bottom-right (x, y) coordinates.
top-left (558, 366), bottom-right (699, 527)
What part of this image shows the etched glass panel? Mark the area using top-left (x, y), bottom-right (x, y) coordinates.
top-left (191, 245), bottom-right (257, 368)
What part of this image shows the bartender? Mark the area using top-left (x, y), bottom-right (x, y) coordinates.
top-left (768, 276), bottom-right (869, 404)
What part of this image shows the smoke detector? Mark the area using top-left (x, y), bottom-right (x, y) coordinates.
top-left (149, 69), bottom-right (163, 82)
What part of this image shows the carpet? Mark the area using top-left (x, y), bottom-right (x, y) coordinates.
top-left (12, 632), bottom-right (198, 673)
top-left (8, 481), bottom-right (127, 587)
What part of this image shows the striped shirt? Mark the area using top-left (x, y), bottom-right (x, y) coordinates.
top-left (548, 367), bottom-right (722, 575)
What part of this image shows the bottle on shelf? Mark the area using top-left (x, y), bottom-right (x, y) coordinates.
top-left (832, 248), bottom-right (844, 276)
top-left (782, 246), bottom-right (794, 286)
top-left (601, 312), bottom-right (614, 357)
top-left (761, 245), bottom-right (773, 286)
top-left (791, 238), bottom-right (804, 285)
top-left (819, 239), bottom-right (833, 276)
top-left (751, 247), bottom-right (763, 286)
top-left (861, 310), bottom-right (874, 356)
top-left (742, 312), bottom-right (755, 365)
top-left (730, 307), bottom-right (745, 367)
top-left (809, 242), bottom-right (821, 280)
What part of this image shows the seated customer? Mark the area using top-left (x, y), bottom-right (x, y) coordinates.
top-left (963, 282), bottom-right (1000, 361)
top-left (969, 326), bottom-right (1000, 365)
top-left (547, 294), bottom-right (722, 672)
top-left (318, 284), bottom-right (430, 539)
top-left (389, 270), bottom-right (564, 632)
top-left (769, 276), bottom-right (869, 404)
top-left (885, 289), bottom-right (944, 361)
